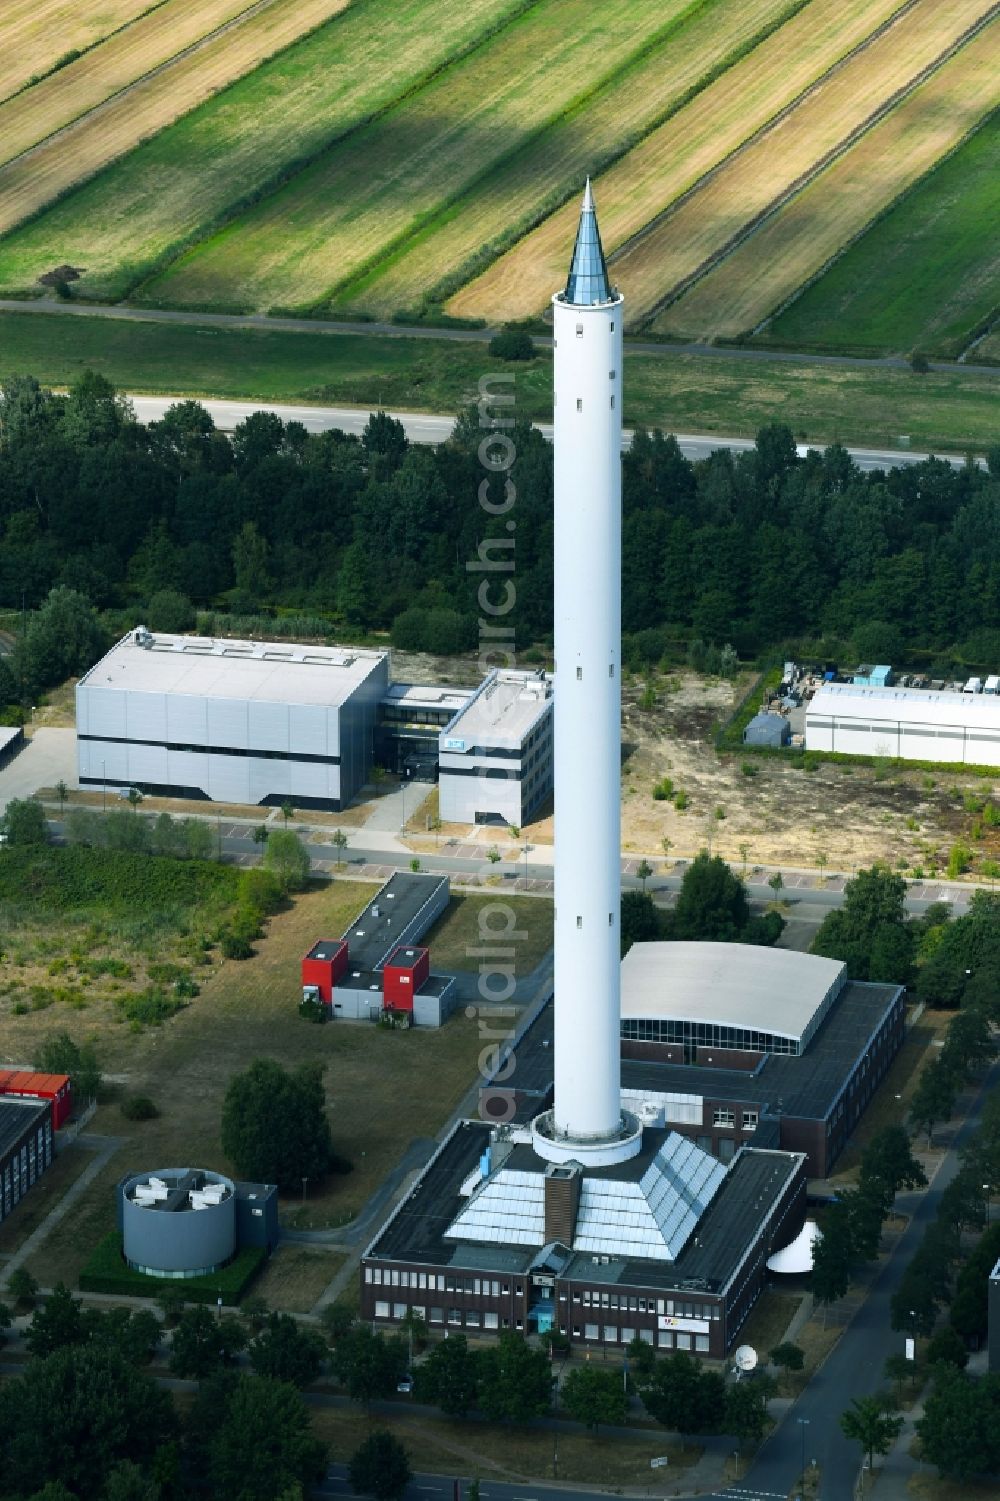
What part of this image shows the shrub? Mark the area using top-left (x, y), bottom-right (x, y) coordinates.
top-left (120, 1094), bottom-right (158, 1121)
top-left (118, 988), bottom-right (184, 1027)
top-left (741, 761), bottom-right (758, 777)
top-left (80, 1233), bottom-right (263, 1303)
top-left (652, 777), bottom-right (674, 802)
top-left (488, 328), bottom-right (535, 361)
top-left (674, 789), bottom-right (689, 811)
top-left (221, 933), bottom-right (254, 961)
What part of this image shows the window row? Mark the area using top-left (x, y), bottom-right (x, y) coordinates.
top-left (712, 1108), bottom-right (758, 1131)
top-left (574, 1291), bottom-right (719, 1321)
top-left (576, 1325), bottom-right (711, 1353)
top-left (365, 1266), bottom-right (518, 1297)
top-left (375, 1303), bottom-right (506, 1331)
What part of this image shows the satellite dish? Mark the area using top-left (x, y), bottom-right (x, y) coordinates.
top-left (733, 1345), bottom-right (758, 1374)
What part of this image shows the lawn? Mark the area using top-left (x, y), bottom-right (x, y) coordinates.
top-left (655, 14), bottom-right (1000, 341)
top-left (624, 0), bottom-right (997, 331)
top-left (0, 0), bottom-right (262, 169)
top-left (308, 1407), bottom-right (699, 1487)
top-left (18, 875), bottom-right (493, 1288)
top-left (143, 0), bottom-right (693, 315)
top-left (421, 891), bottom-right (553, 974)
top-left (0, 0), bottom-right (351, 242)
top-left (447, 0), bottom-right (912, 322)
top-left (979, 329), bottom-right (1000, 364)
top-left (249, 1244), bottom-right (347, 1313)
top-left (0, 0), bottom-right (528, 297)
top-left (1, 309), bottom-right (999, 451)
top-left (761, 107), bottom-right (1000, 358)
top-left (0, 0), bottom-right (156, 104)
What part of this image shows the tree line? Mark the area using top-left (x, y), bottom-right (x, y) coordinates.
top-left (1, 373), bottom-right (999, 720)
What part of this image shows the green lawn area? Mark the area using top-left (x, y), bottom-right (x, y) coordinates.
top-left (422, 891), bottom-right (553, 974)
top-left (1, 309), bottom-right (998, 450)
top-left (763, 110), bottom-right (1000, 359)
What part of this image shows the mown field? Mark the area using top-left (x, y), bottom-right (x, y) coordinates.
top-left (0, 0), bottom-right (156, 103)
top-left (652, 16), bottom-right (1000, 342)
top-left (0, 0), bottom-right (997, 362)
top-left (0, 0), bottom-right (266, 169)
top-left (760, 107), bottom-right (1000, 357)
top-left (1, 309), bottom-right (999, 452)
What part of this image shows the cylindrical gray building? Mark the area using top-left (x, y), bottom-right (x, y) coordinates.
top-left (121, 1168), bottom-right (236, 1278)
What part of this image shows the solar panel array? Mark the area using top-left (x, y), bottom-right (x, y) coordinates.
top-left (443, 1169), bottom-right (544, 1247)
top-left (444, 1133), bottom-right (727, 1263)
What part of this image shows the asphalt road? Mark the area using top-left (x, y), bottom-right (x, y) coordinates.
top-left (3, 296), bottom-right (999, 377)
top-left (125, 394), bottom-right (975, 472)
top-left (711, 1057), bottom-right (1000, 1501)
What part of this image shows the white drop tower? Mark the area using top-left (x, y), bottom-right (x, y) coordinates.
top-left (532, 181), bottom-right (641, 1168)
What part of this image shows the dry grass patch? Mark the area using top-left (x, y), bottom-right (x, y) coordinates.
top-left (0, 0), bottom-right (531, 300)
top-left (0, 0), bottom-right (264, 168)
top-left (0, 0), bottom-right (352, 241)
top-left (248, 1243), bottom-right (346, 1312)
top-left (656, 14), bottom-right (1000, 340)
top-left (421, 891), bottom-right (553, 973)
top-left (617, 0), bottom-right (998, 328)
top-left (0, 1142), bottom-right (95, 1255)
top-left (337, 0), bottom-right (800, 317)
top-left (979, 329), bottom-right (1000, 361)
top-left (0, 0), bottom-right (156, 104)
top-left (19, 876), bottom-right (490, 1293)
top-left (448, 0), bottom-right (911, 322)
top-left (146, 0), bottom-right (692, 314)
top-left (309, 1407), bottom-right (698, 1486)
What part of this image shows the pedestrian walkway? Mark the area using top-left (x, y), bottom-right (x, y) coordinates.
top-left (0, 1133), bottom-right (120, 1289)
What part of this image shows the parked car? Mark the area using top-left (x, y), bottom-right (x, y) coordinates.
top-left (397, 1374), bottom-right (414, 1394)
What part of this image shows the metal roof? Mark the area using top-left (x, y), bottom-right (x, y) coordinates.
top-left (0, 1097), bottom-right (48, 1160)
top-left (562, 179), bottom-right (614, 307)
top-left (620, 942), bottom-right (845, 1045)
top-left (808, 683), bottom-right (1000, 729)
top-left (440, 669), bottom-right (551, 750)
top-left (79, 630), bottom-right (387, 708)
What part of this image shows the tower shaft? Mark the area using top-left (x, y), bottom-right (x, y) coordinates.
top-left (550, 191), bottom-right (625, 1147)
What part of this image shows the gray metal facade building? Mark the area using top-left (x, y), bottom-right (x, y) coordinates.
top-left (77, 629), bottom-right (389, 810)
top-left (0, 1098), bottom-right (53, 1224)
top-left (438, 669), bottom-right (553, 826)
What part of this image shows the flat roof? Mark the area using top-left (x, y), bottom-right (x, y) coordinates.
top-left (306, 940), bottom-right (347, 962)
top-left (0, 1096), bottom-right (50, 1158)
top-left (78, 630), bottom-right (387, 708)
top-left (341, 872), bottom-right (449, 971)
top-left (503, 975), bottom-right (902, 1126)
top-left (442, 670), bottom-right (551, 749)
top-left (367, 1120), bottom-right (801, 1296)
top-left (620, 942), bottom-right (845, 1044)
top-left (0, 726), bottom-right (23, 754)
top-left (621, 979), bottom-right (903, 1121)
top-left (382, 683), bottom-right (473, 714)
top-left (808, 683), bottom-right (1000, 728)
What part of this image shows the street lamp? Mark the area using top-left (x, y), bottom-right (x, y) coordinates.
top-left (101, 759), bottom-right (107, 813)
top-left (984, 1183), bottom-right (991, 1223)
top-left (301, 1176), bottom-right (309, 1205)
top-left (797, 1417), bottom-right (810, 1490)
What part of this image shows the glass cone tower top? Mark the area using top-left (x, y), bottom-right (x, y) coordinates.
top-left (562, 178), bottom-right (613, 307)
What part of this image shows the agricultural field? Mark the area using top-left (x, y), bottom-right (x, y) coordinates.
top-left (0, 0), bottom-right (996, 363)
top-left (0, 0), bottom-right (529, 294)
top-left (760, 109), bottom-right (1000, 358)
top-left (652, 20), bottom-right (1000, 343)
top-left (0, 0), bottom-right (271, 169)
top-left (0, 0), bottom-right (156, 103)
top-left (147, 0), bottom-right (800, 314)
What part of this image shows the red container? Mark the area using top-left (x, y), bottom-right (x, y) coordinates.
top-left (0, 1069), bottom-right (72, 1128)
top-left (302, 940), bottom-right (349, 1005)
top-left (382, 946), bottom-right (430, 1013)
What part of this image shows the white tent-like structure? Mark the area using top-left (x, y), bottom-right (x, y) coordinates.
top-left (766, 1218), bottom-right (820, 1274)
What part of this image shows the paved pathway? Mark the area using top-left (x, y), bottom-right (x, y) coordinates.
top-left (3, 297), bottom-right (999, 379)
top-left (0, 1133), bottom-right (120, 1289)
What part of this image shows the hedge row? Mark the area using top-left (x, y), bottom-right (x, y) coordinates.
top-left (79, 1232), bottom-right (266, 1306)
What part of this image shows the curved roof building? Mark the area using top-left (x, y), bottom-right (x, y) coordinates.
top-left (620, 942), bottom-right (846, 1057)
